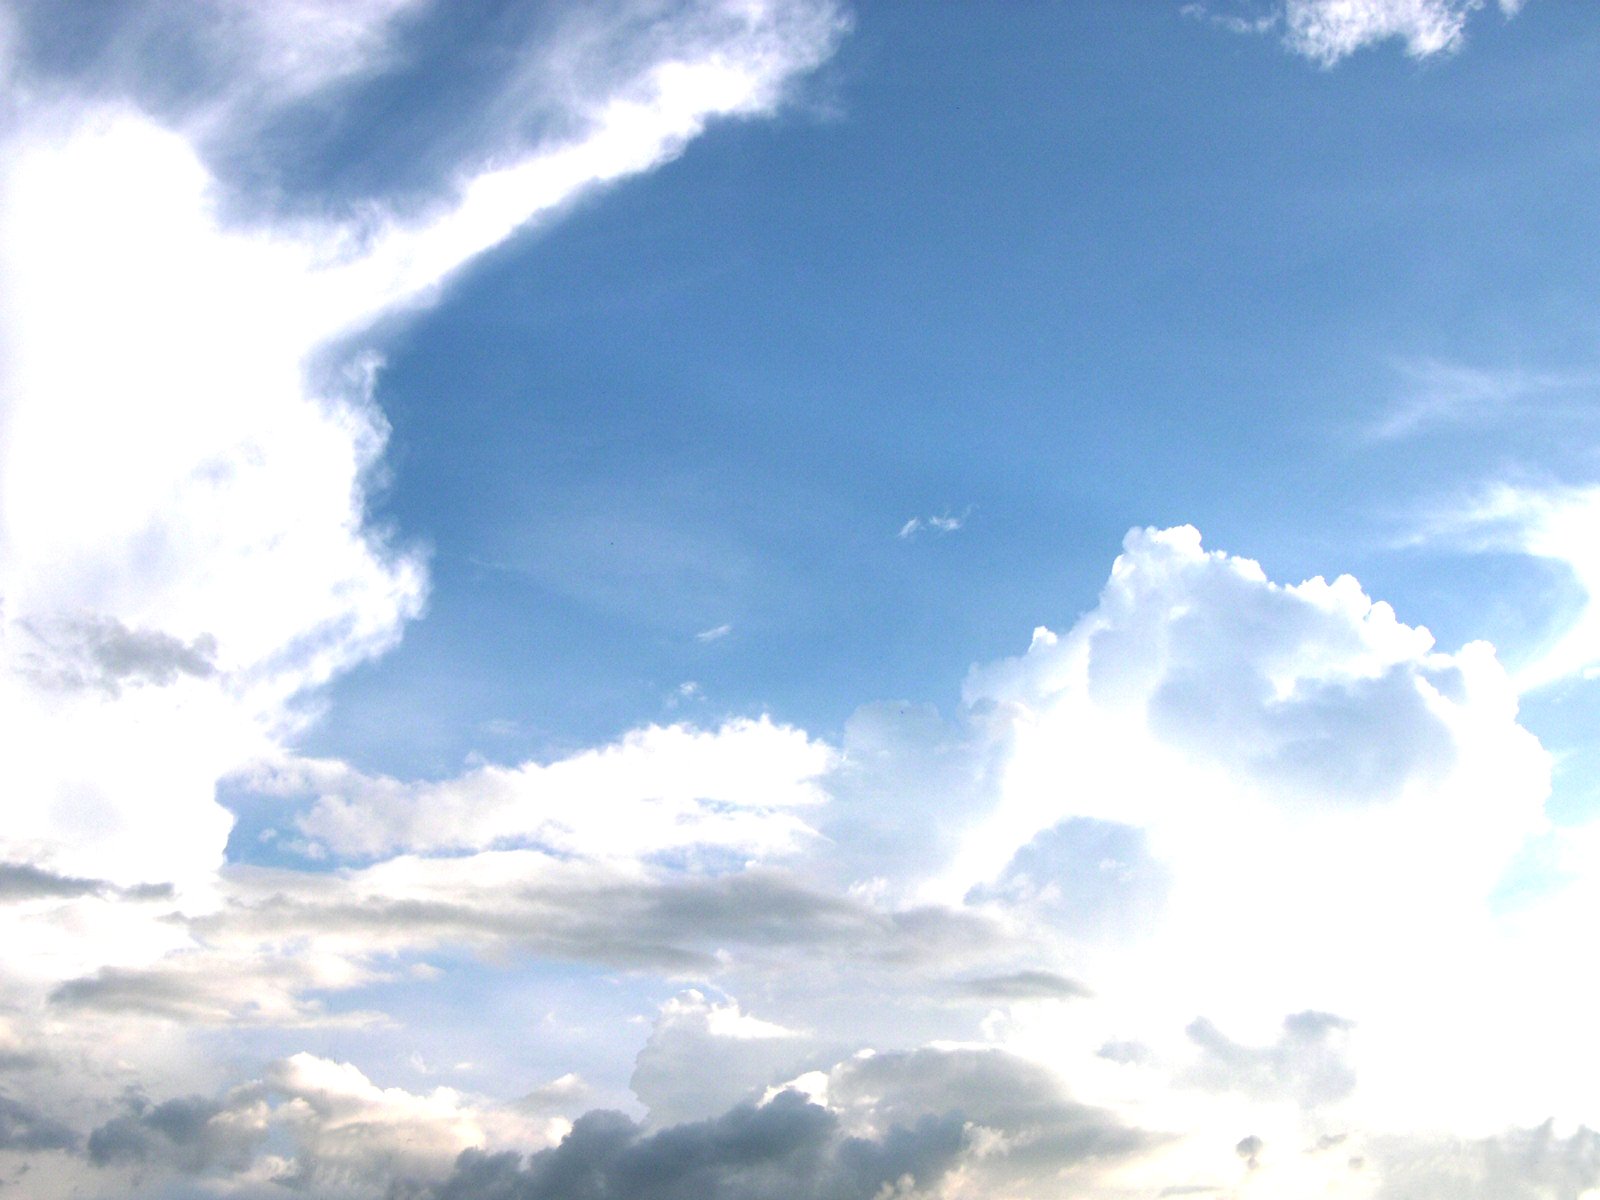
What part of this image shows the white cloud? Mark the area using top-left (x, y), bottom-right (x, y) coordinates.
top-left (280, 716), bottom-right (836, 861)
top-left (695, 622), bottom-right (733, 642)
top-left (0, 520), bottom-right (1590, 1198)
top-left (1422, 483), bottom-right (1600, 691)
top-left (1368, 359), bottom-right (1600, 442)
top-left (0, 0), bottom-right (846, 911)
top-left (630, 990), bottom-right (810, 1126)
top-left (898, 510), bottom-right (967, 540)
top-left (1196, 0), bottom-right (1524, 65)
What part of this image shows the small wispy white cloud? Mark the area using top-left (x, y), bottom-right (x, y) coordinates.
top-left (666, 680), bottom-right (704, 709)
top-left (898, 510), bottom-right (970, 540)
top-left (1188, 0), bottom-right (1524, 66)
top-left (1369, 359), bottom-right (1600, 441)
top-left (695, 623), bottom-right (733, 643)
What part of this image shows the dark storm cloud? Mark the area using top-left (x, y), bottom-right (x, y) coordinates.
top-left (431, 1090), bottom-right (965, 1200)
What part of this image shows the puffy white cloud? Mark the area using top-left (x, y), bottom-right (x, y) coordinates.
top-left (277, 716), bottom-right (836, 862)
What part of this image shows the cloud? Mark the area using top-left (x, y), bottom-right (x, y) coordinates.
top-left (897, 511), bottom-right (967, 540)
top-left (437, 1049), bottom-right (1152, 1200)
top-left (941, 527), bottom-right (1545, 923)
top-left (1421, 483), bottom-right (1600, 690)
top-left (0, 0), bottom-right (848, 912)
top-left (1367, 1121), bottom-right (1600, 1199)
top-left (631, 991), bottom-right (814, 1127)
top-left (275, 716), bottom-right (836, 862)
top-left (823, 1047), bottom-right (1155, 1182)
top-left (948, 970), bottom-right (1092, 1003)
top-left (0, 862), bottom-right (173, 904)
top-left (87, 1092), bottom-right (263, 1175)
top-left (78, 1052), bottom-right (561, 1195)
top-left (1191, 0), bottom-right (1523, 65)
top-left (1368, 360), bottom-right (1600, 442)
top-left (696, 623), bottom-right (733, 642)
top-left (1183, 1010), bottom-right (1357, 1108)
top-left (0, 1093), bottom-right (78, 1153)
top-left (434, 1091), bottom-right (965, 1200)
top-left (37, 853), bottom-right (1007, 1030)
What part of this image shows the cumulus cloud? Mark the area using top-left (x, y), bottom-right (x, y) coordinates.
top-left (825, 1047), bottom-right (1151, 1171)
top-left (441, 1046), bottom-right (1150, 1200)
top-left (77, 1052), bottom-right (562, 1196)
top-left (938, 528), bottom-right (1546, 979)
top-left (631, 991), bottom-right (814, 1127)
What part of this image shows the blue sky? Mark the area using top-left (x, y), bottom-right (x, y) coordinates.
top-left (5, 2), bottom-right (1600, 1198)
top-left (307, 1), bottom-right (1600, 781)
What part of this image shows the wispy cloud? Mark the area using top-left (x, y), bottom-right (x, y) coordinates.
top-left (1419, 482), bottom-right (1600, 691)
top-left (695, 623), bottom-right (733, 643)
top-left (897, 509), bottom-right (970, 540)
top-left (1188, 0), bottom-right (1524, 65)
top-left (1369, 359), bottom-right (1600, 441)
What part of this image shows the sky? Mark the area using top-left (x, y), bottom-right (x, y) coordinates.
top-left (3, 0), bottom-right (1600, 1196)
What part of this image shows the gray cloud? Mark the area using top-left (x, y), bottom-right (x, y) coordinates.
top-left (432, 1091), bottom-right (964, 1200)
top-left (87, 1091), bottom-right (263, 1175)
top-left (46, 863), bottom-right (1004, 1027)
top-left (207, 863), bottom-right (1005, 973)
top-left (20, 614), bottom-right (216, 694)
top-left (48, 960), bottom-right (358, 1027)
top-left (1236, 1133), bottom-right (1263, 1170)
top-left (949, 970), bottom-right (1091, 1003)
top-left (0, 862), bottom-right (174, 904)
top-left (1184, 1010), bottom-right (1356, 1108)
top-left (0, 1094), bottom-right (78, 1153)
top-left (827, 1047), bottom-right (1157, 1178)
